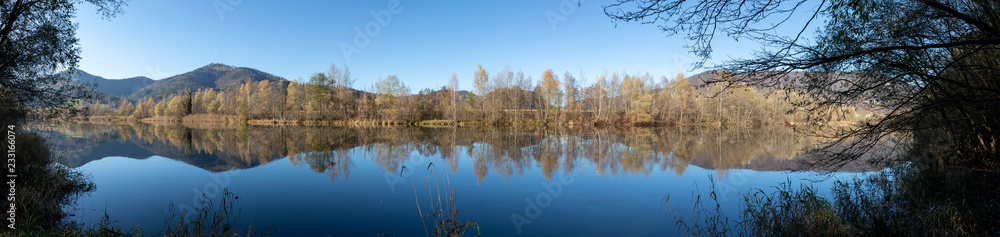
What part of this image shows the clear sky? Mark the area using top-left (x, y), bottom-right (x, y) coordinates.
top-left (73, 0), bottom-right (766, 91)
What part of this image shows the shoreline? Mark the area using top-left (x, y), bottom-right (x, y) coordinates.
top-left (60, 114), bottom-right (858, 129)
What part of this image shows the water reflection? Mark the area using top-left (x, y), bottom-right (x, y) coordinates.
top-left (31, 122), bottom-right (817, 181)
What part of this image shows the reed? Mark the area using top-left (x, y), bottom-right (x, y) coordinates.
top-left (409, 163), bottom-right (481, 237)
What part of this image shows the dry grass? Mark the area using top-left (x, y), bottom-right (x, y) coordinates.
top-left (409, 164), bottom-right (481, 237)
top-left (182, 114), bottom-right (240, 124)
top-left (668, 167), bottom-right (988, 237)
top-left (159, 189), bottom-right (273, 237)
top-left (141, 116), bottom-right (182, 124)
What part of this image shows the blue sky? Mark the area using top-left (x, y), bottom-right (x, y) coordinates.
top-left (73, 0), bottom-right (777, 91)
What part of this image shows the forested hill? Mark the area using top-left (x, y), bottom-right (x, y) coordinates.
top-left (685, 70), bottom-right (856, 91)
top-left (127, 63), bottom-right (287, 101)
top-left (67, 69), bottom-right (155, 98)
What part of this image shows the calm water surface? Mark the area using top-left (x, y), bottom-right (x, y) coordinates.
top-left (32, 122), bottom-right (867, 236)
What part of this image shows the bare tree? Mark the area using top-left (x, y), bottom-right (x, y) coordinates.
top-left (473, 64), bottom-right (490, 121)
top-left (563, 71), bottom-right (581, 123)
top-left (606, 0), bottom-right (1000, 168)
top-left (448, 73), bottom-right (459, 121)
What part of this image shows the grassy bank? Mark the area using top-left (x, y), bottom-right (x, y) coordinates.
top-left (671, 163), bottom-right (998, 236)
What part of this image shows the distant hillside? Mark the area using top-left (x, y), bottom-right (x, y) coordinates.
top-left (129, 63), bottom-right (287, 101)
top-left (684, 70), bottom-right (853, 91)
top-left (67, 69), bottom-right (155, 98)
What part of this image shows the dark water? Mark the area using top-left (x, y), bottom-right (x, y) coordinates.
top-left (31, 122), bottom-right (866, 236)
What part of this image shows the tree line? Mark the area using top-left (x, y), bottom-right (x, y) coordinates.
top-left (39, 122), bottom-right (813, 182)
top-left (77, 64), bottom-right (860, 127)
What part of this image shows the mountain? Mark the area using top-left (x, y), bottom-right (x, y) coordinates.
top-left (683, 70), bottom-right (856, 91)
top-left (128, 63), bottom-right (287, 101)
top-left (68, 69), bottom-right (155, 98)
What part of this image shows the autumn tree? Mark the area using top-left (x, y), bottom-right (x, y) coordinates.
top-left (514, 70), bottom-right (533, 123)
top-left (131, 99), bottom-right (145, 118)
top-left (216, 90), bottom-right (235, 115)
top-left (584, 75), bottom-right (609, 124)
top-left (286, 81), bottom-right (305, 120)
top-left (253, 80), bottom-right (284, 119)
top-left (117, 101), bottom-right (134, 116)
top-left (358, 85), bottom-right (377, 121)
top-left (202, 88), bottom-right (218, 114)
top-left (154, 100), bottom-right (166, 117)
top-left (306, 72), bottom-right (331, 120)
top-left (237, 81), bottom-right (251, 122)
top-left (375, 75), bottom-right (410, 122)
top-left (621, 74), bottom-right (653, 124)
top-left (414, 88), bottom-right (441, 120)
top-left (191, 89), bottom-right (204, 114)
top-left (563, 71), bottom-right (581, 123)
top-left (327, 64), bottom-right (356, 119)
top-left (604, 72), bottom-right (623, 122)
top-left (446, 73), bottom-right (460, 121)
top-left (472, 64), bottom-right (490, 121)
top-left (671, 73), bottom-right (695, 124)
top-left (536, 69), bottom-right (563, 123)
top-left (490, 66), bottom-right (515, 124)
top-left (134, 98), bottom-right (155, 118)
top-left (166, 95), bottom-right (187, 118)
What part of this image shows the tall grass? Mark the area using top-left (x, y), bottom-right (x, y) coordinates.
top-left (53, 188), bottom-right (271, 237)
top-left (409, 163), bottom-right (480, 237)
top-left (740, 180), bottom-right (849, 236)
top-left (668, 165), bottom-right (990, 237)
top-left (667, 178), bottom-right (739, 237)
top-left (160, 189), bottom-right (273, 237)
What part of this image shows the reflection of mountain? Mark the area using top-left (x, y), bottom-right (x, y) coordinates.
top-left (32, 122), bottom-right (288, 172)
top-left (33, 122), bottom-right (865, 181)
top-left (73, 140), bottom-right (155, 166)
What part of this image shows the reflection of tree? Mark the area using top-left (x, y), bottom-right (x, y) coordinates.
top-left (531, 133), bottom-right (563, 179)
top-left (467, 128), bottom-right (538, 182)
top-left (648, 127), bottom-right (814, 177)
top-left (291, 151), bottom-right (352, 182)
top-left (36, 122), bottom-right (824, 183)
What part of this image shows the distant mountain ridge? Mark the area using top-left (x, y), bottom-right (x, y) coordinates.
top-left (69, 63), bottom-right (290, 101)
top-left (128, 63), bottom-right (288, 101)
top-left (67, 69), bottom-right (155, 98)
top-left (683, 70), bottom-right (856, 90)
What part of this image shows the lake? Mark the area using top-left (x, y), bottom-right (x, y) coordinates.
top-left (30, 122), bottom-right (868, 236)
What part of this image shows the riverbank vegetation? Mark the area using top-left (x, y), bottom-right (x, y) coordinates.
top-left (671, 161), bottom-right (999, 236)
top-left (62, 66), bottom-right (864, 127)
